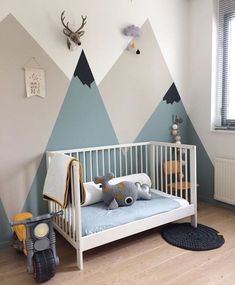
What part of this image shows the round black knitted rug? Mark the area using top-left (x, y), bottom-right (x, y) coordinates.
top-left (161, 223), bottom-right (224, 251)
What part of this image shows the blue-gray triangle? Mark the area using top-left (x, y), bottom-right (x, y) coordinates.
top-left (0, 198), bottom-right (12, 248)
top-left (47, 78), bottom-right (118, 151)
top-left (135, 100), bottom-right (188, 143)
top-left (23, 52), bottom-right (118, 216)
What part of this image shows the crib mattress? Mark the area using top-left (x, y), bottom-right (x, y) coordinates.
top-left (81, 190), bottom-right (189, 236)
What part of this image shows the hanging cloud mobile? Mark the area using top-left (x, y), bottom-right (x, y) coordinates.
top-left (123, 25), bottom-right (141, 55)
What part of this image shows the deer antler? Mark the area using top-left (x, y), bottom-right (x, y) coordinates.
top-left (61, 11), bottom-right (73, 34)
top-left (76, 16), bottom-right (87, 33)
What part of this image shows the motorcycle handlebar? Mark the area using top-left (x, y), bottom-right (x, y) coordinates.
top-left (50, 210), bottom-right (63, 218)
top-left (11, 210), bottom-right (63, 226)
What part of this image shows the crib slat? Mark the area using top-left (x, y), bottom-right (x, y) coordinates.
top-left (151, 144), bottom-right (156, 188)
top-left (114, 149), bottom-right (117, 177)
top-left (156, 145), bottom-right (159, 190)
top-left (135, 146), bottom-right (138, 173)
top-left (185, 148), bottom-right (188, 201)
top-left (68, 202), bottom-right (71, 237)
top-left (164, 146), bottom-right (168, 193)
top-left (108, 149), bottom-right (111, 172)
top-left (174, 146), bottom-right (178, 196)
top-left (160, 146), bottom-right (163, 191)
top-left (179, 148), bottom-right (183, 198)
top-left (119, 148), bottom-right (122, 176)
top-left (96, 150), bottom-right (99, 176)
top-left (125, 147), bottom-right (128, 175)
top-left (90, 151), bottom-right (93, 181)
top-left (145, 145), bottom-right (148, 174)
top-left (169, 147), bottom-right (173, 195)
top-left (63, 206), bottom-right (66, 233)
top-left (140, 145), bottom-right (143, 173)
top-left (130, 147), bottom-right (133, 174)
top-left (71, 179), bottom-right (76, 238)
top-left (102, 150), bottom-right (105, 175)
top-left (83, 152), bottom-right (86, 182)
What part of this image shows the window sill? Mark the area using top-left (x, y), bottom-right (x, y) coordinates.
top-left (211, 127), bottom-right (235, 134)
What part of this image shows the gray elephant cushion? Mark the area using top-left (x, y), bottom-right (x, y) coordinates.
top-left (94, 172), bottom-right (151, 210)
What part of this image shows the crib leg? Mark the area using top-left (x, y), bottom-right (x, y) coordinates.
top-left (191, 214), bottom-right (197, 228)
top-left (76, 248), bottom-right (83, 270)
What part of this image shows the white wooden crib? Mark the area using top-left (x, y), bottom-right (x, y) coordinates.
top-left (46, 141), bottom-right (197, 270)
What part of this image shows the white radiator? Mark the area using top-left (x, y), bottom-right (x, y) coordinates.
top-left (214, 157), bottom-right (235, 205)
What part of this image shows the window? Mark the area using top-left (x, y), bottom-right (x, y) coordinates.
top-left (215, 0), bottom-right (235, 129)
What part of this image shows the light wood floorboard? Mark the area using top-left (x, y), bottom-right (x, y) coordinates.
top-left (0, 202), bottom-right (235, 285)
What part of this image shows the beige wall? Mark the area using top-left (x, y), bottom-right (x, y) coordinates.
top-left (0, 15), bottom-right (69, 219)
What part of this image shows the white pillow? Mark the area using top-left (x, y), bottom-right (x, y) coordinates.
top-left (109, 173), bottom-right (151, 187)
top-left (82, 173), bottom-right (151, 206)
top-left (82, 182), bottom-right (103, 207)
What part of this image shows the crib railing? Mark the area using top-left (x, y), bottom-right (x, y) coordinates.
top-left (46, 141), bottom-right (196, 245)
top-left (47, 141), bottom-right (196, 199)
top-left (52, 142), bottom-right (150, 182)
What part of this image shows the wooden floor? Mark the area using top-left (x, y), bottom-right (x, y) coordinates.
top-left (1, 202), bottom-right (235, 285)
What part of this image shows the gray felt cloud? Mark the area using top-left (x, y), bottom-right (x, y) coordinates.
top-left (123, 25), bottom-right (141, 37)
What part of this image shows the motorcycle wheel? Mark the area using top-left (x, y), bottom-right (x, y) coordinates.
top-left (33, 249), bottom-right (56, 283)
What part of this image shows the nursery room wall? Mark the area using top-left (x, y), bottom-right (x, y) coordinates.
top-left (0, 0), bottom-right (215, 247)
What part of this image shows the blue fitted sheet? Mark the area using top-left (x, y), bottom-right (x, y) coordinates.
top-left (81, 191), bottom-right (182, 236)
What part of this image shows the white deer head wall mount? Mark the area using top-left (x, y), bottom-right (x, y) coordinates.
top-left (61, 11), bottom-right (87, 50)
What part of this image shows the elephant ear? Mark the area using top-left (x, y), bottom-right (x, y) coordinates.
top-left (94, 176), bottom-right (103, 184)
top-left (108, 198), bottom-right (119, 210)
top-left (106, 172), bottom-right (115, 181)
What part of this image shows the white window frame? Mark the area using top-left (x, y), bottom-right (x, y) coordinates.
top-left (214, 0), bottom-right (235, 130)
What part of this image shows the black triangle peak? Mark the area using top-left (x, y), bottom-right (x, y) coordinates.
top-left (73, 50), bottom-right (95, 88)
top-left (163, 83), bottom-right (181, 104)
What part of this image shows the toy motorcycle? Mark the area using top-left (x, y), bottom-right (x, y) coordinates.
top-left (11, 210), bottom-right (63, 283)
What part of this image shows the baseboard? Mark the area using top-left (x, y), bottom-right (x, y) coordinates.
top-left (198, 195), bottom-right (235, 212)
